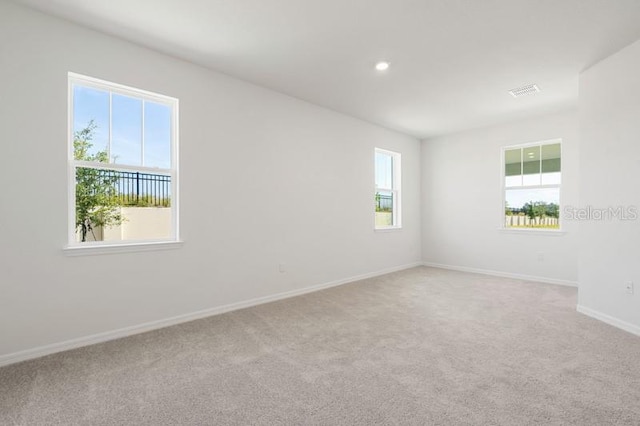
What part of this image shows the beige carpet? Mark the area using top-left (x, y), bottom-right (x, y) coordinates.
top-left (2, 267), bottom-right (640, 425)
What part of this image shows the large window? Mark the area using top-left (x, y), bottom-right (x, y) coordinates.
top-left (68, 73), bottom-right (179, 247)
top-left (375, 148), bottom-right (401, 229)
top-left (503, 140), bottom-right (561, 230)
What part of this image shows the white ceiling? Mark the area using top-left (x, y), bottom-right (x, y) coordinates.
top-left (12, 0), bottom-right (640, 139)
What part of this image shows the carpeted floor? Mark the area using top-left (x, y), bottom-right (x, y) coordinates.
top-left (2, 266), bottom-right (640, 425)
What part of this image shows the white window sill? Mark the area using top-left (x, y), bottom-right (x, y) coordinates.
top-left (63, 240), bottom-right (184, 256)
top-left (498, 228), bottom-right (566, 236)
top-left (375, 226), bottom-right (402, 232)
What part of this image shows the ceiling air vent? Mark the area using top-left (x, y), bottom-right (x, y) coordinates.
top-left (508, 84), bottom-right (540, 98)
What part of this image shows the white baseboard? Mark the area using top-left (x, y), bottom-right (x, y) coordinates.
top-left (422, 261), bottom-right (578, 287)
top-left (0, 262), bottom-right (422, 368)
top-left (576, 304), bottom-right (640, 337)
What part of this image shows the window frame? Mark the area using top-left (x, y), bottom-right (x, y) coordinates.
top-left (501, 138), bottom-right (562, 233)
top-left (374, 147), bottom-right (402, 230)
top-left (66, 72), bottom-right (180, 252)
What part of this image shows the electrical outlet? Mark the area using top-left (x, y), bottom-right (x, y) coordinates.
top-left (279, 263), bottom-right (286, 273)
top-left (537, 252), bottom-right (544, 262)
top-left (625, 281), bottom-right (634, 295)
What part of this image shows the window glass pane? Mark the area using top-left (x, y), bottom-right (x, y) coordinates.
top-left (541, 143), bottom-right (561, 172)
top-left (541, 172), bottom-right (561, 185)
top-left (522, 145), bottom-right (540, 185)
top-left (73, 86), bottom-right (109, 161)
top-left (523, 146), bottom-right (540, 174)
top-left (75, 166), bottom-right (172, 242)
top-left (111, 94), bottom-right (142, 166)
top-left (375, 190), bottom-right (393, 227)
top-left (144, 101), bottom-right (172, 169)
top-left (541, 143), bottom-right (561, 184)
top-left (75, 166), bottom-right (123, 242)
top-left (504, 187), bottom-right (560, 229)
top-left (505, 175), bottom-right (522, 187)
top-left (375, 152), bottom-right (393, 189)
top-left (504, 148), bottom-right (521, 187)
top-left (504, 148), bottom-right (521, 175)
top-left (522, 174), bottom-right (541, 186)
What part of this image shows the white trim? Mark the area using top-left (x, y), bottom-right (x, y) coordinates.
top-left (69, 72), bottom-right (176, 106)
top-left (374, 226), bottom-right (402, 232)
top-left (63, 240), bottom-right (184, 256)
top-left (505, 184), bottom-right (562, 191)
top-left (497, 228), bottom-right (566, 236)
top-left (503, 137), bottom-right (563, 150)
top-left (68, 72), bottom-right (180, 247)
top-left (0, 262), bottom-right (422, 367)
top-left (501, 139), bottom-right (563, 232)
top-left (422, 261), bottom-right (578, 287)
top-left (108, 91), bottom-right (112, 161)
top-left (171, 99), bottom-right (180, 242)
top-left (374, 147), bottom-right (402, 229)
top-left (576, 305), bottom-right (640, 337)
top-left (67, 78), bottom-right (76, 245)
top-left (73, 160), bottom-right (171, 174)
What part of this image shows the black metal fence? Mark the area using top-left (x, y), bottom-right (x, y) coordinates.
top-left (376, 193), bottom-right (393, 212)
top-left (84, 169), bottom-right (171, 207)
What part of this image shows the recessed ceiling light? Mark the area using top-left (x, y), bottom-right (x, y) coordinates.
top-left (509, 84), bottom-right (540, 98)
top-left (375, 61), bottom-right (390, 71)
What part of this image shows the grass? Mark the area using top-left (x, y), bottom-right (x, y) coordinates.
top-left (507, 224), bottom-right (560, 229)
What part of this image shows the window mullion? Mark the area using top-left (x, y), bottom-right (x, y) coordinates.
top-left (141, 100), bottom-right (145, 167)
top-left (72, 160), bottom-right (171, 175)
top-left (520, 148), bottom-right (523, 186)
top-left (505, 184), bottom-right (561, 191)
top-left (539, 146), bottom-right (542, 186)
top-left (393, 189), bottom-right (399, 226)
top-left (108, 91), bottom-right (113, 164)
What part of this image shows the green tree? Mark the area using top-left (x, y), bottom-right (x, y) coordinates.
top-left (546, 202), bottom-right (559, 219)
top-left (74, 120), bottom-right (123, 242)
top-left (521, 201), bottom-right (559, 226)
top-left (505, 201), bottom-right (513, 216)
top-left (532, 202), bottom-right (547, 224)
top-left (522, 201), bottom-right (536, 222)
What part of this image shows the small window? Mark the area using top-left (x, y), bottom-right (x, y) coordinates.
top-left (503, 140), bottom-right (561, 230)
top-left (375, 148), bottom-right (401, 229)
top-left (68, 73), bottom-right (179, 246)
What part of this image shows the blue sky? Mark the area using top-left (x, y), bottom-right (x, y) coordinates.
top-left (375, 152), bottom-right (392, 189)
top-left (73, 86), bottom-right (171, 169)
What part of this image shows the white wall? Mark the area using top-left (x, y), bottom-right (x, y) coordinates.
top-left (421, 110), bottom-right (579, 284)
top-left (102, 208), bottom-right (173, 242)
top-left (577, 39), bottom-right (640, 334)
top-left (0, 1), bottom-right (421, 361)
